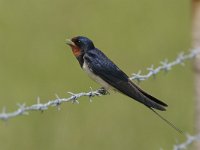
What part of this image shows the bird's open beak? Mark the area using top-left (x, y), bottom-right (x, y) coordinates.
top-left (66, 39), bottom-right (76, 47)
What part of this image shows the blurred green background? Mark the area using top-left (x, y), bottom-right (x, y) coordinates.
top-left (0, 0), bottom-right (193, 150)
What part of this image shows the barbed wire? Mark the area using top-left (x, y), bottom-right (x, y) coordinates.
top-left (0, 48), bottom-right (200, 121)
top-left (173, 134), bottom-right (200, 150)
top-left (0, 89), bottom-right (102, 121)
top-left (130, 48), bottom-right (200, 81)
top-left (160, 134), bottom-right (200, 150)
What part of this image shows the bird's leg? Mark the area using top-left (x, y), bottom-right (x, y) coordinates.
top-left (97, 87), bottom-right (110, 95)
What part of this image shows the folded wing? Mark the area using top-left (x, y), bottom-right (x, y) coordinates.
top-left (84, 49), bottom-right (167, 111)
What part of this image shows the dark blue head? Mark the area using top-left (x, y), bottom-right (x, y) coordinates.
top-left (66, 36), bottom-right (95, 66)
top-left (70, 36), bottom-right (95, 51)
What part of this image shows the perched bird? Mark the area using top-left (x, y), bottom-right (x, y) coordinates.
top-left (66, 36), bottom-right (182, 133)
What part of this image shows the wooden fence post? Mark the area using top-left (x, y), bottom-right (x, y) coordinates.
top-left (192, 0), bottom-right (200, 149)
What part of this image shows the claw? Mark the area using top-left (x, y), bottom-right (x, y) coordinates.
top-left (97, 87), bottom-right (109, 95)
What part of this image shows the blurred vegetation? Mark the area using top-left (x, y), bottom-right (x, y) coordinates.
top-left (0, 0), bottom-right (193, 150)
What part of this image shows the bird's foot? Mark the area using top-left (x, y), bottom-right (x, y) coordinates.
top-left (97, 87), bottom-right (109, 95)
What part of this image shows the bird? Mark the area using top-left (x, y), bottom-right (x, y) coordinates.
top-left (66, 36), bottom-right (182, 133)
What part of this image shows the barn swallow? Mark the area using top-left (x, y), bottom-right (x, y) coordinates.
top-left (66, 36), bottom-right (182, 133)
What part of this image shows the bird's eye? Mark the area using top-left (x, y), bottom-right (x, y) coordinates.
top-left (74, 39), bottom-right (82, 46)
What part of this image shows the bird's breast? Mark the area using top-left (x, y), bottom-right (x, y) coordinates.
top-left (82, 61), bottom-right (111, 90)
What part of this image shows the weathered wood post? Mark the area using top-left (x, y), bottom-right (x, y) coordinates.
top-left (192, 0), bottom-right (200, 149)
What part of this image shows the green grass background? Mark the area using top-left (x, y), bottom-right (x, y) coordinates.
top-left (0, 0), bottom-right (193, 150)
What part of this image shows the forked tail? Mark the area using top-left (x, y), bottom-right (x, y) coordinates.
top-left (149, 107), bottom-right (183, 134)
